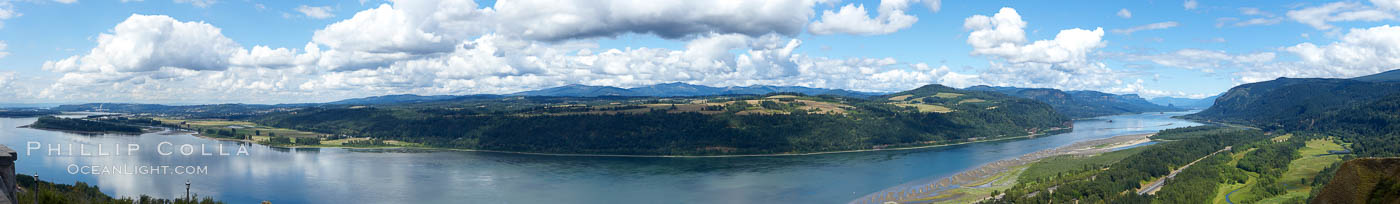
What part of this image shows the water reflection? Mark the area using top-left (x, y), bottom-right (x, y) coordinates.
top-left (0, 111), bottom-right (1200, 203)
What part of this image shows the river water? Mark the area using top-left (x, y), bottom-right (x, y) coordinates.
top-left (0, 111), bottom-right (1198, 203)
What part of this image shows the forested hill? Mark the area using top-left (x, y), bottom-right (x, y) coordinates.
top-left (964, 85), bottom-right (1183, 118)
top-left (25, 116), bottom-right (144, 134)
top-left (1183, 73), bottom-right (1400, 157)
top-left (1184, 77), bottom-right (1400, 126)
top-left (51, 103), bottom-right (309, 118)
top-left (326, 94), bottom-right (468, 105)
top-left (1277, 93), bottom-right (1400, 157)
top-left (253, 84), bottom-right (1069, 156)
top-left (0, 108), bottom-right (60, 118)
top-left (1312, 158), bottom-right (1400, 203)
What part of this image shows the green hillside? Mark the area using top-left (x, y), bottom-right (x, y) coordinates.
top-left (254, 84), bottom-right (1070, 155)
top-left (1311, 158), bottom-right (1400, 204)
top-left (1185, 78), bottom-right (1400, 128)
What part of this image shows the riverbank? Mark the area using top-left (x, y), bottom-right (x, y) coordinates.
top-left (188, 131), bottom-right (416, 149)
top-left (2, 111), bottom-right (1198, 204)
top-left (180, 120), bottom-right (1069, 158)
top-left (853, 133), bottom-right (1158, 204)
top-left (423, 131), bottom-right (1067, 158)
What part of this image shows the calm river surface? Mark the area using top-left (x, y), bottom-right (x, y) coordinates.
top-left (0, 111), bottom-right (1199, 203)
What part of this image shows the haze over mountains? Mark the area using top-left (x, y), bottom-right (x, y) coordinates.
top-left (1148, 95), bottom-right (1220, 109)
top-left (965, 85), bottom-right (1183, 118)
top-left (323, 83), bottom-right (882, 105)
top-left (41, 82), bottom-right (1201, 120)
top-left (511, 83), bottom-right (883, 98)
top-left (317, 83), bottom-right (1187, 119)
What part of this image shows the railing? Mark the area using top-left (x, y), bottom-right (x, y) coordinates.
top-left (0, 145), bottom-right (15, 204)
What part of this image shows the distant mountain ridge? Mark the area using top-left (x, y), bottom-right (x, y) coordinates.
top-left (48, 83), bottom-right (882, 114)
top-left (321, 83), bottom-right (881, 105)
top-left (1148, 94), bottom-right (1220, 109)
top-left (512, 82), bottom-right (883, 98)
top-left (965, 85), bottom-right (1183, 118)
top-left (326, 94), bottom-right (465, 105)
top-left (1351, 69), bottom-right (1400, 82)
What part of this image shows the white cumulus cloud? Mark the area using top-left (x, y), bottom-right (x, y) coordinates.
top-left (1372, 0), bottom-right (1400, 11)
top-left (809, 0), bottom-right (920, 35)
top-left (1286, 1), bottom-right (1395, 30)
top-left (35, 1), bottom-right (991, 103)
top-left (0, 0), bottom-right (19, 29)
top-left (43, 14), bottom-right (243, 73)
top-left (925, 0), bottom-right (940, 13)
top-left (492, 0), bottom-right (818, 41)
top-left (1241, 25), bottom-right (1400, 82)
top-left (296, 5), bottom-right (334, 19)
top-left (964, 7), bottom-right (1147, 94)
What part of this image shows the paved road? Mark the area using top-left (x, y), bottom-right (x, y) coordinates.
top-left (1137, 146), bottom-right (1232, 195)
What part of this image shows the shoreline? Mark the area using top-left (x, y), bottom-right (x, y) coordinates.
top-left (426, 132), bottom-right (1056, 158)
top-left (20, 114), bottom-right (1143, 159)
top-left (854, 132), bottom-right (1158, 204)
top-left (183, 128), bottom-right (1062, 158)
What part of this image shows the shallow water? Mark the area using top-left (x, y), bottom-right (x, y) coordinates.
top-left (0, 111), bottom-right (1199, 203)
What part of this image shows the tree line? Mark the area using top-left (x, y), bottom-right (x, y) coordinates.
top-left (252, 91), bottom-right (1068, 155)
top-left (16, 174), bottom-right (223, 204)
top-left (28, 116), bottom-right (143, 134)
top-left (986, 126), bottom-right (1271, 203)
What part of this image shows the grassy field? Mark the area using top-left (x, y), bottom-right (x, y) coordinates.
top-left (320, 137), bottom-right (419, 146)
top-left (893, 103), bottom-right (953, 113)
top-left (1019, 147), bottom-right (1149, 182)
top-left (1271, 134), bottom-right (1293, 142)
top-left (1255, 138), bottom-right (1346, 203)
top-left (933, 92), bottom-right (965, 98)
top-left (1212, 138), bottom-right (1346, 204)
top-left (156, 117), bottom-right (420, 148)
top-left (957, 98), bottom-right (987, 104)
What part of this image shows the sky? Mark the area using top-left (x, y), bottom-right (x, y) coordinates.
top-left (0, 0), bottom-right (1398, 104)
